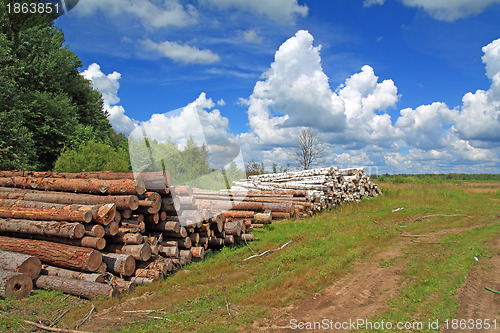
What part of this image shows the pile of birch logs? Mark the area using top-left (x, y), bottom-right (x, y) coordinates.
top-left (230, 167), bottom-right (381, 214)
top-left (0, 170), bottom-right (255, 300)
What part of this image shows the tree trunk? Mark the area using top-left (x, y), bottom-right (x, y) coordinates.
top-left (0, 188), bottom-right (139, 210)
top-left (150, 221), bottom-right (180, 233)
top-left (105, 222), bottom-right (119, 236)
top-left (34, 275), bottom-right (117, 299)
top-left (133, 268), bottom-right (163, 280)
top-left (126, 276), bottom-right (155, 285)
top-left (109, 232), bottom-right (144, 245)
top-left (223, 211), bottom-right (254, 219)
top-left (84, 224), bottom-right (105, 238)
top-left (190, 247), bottom-right (205, 259)
top-left (40, 264), bottom-right (105, 283)
top-left (224, 220), bottom-right (242, 236)
top-left (0, 249), bottom-right (41, 279)
top-left (235, 233), bottom-right (254, 242)
top-left (0, 177), bottom-right (145, 195)
top-left (253, 211), bottom-right (272, 224)
top-left (0, 269), bottom-right (32, 299)
top-left (101, 253), bottom-right (136, 277)
top-left (0, 206), bottom-right (91, 223)
top-left (104, 243), bottom-right (152, 261)
top-left (159, 246), bottom-right (179, 258)
top-left (14, 234), bottom-right (106, 250)
top-left (0, 219), bottom-right (85, 239)
top-left (0, 236), bottom-right (102, 272)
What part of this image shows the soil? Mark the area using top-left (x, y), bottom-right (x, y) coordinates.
top-left (256, 226), bottom-right (500, 332)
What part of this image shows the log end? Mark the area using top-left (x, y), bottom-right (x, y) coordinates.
top-left (18, 256), bottom-right (42, 280)
top-left (3, 271), bottom-right (33, 299)
top-left (74, 223), bottom-right (86, 239)
top-left (87, 250), bottom-right (103, 272)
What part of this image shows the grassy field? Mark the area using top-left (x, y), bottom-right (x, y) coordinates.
top-left (0, 181), bottom-right (499, 332)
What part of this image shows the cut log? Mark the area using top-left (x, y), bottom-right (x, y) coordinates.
top-left (104, 243), bottom-right (152, 261)
top-left (224, 220), bottom-right (242, 236)
top-left (0, 269), bottom-right (32, 299)
top-left (126, 276), bottom-right (155, 285)
top-left (110, 232), bottom-right (144, 245)
top-left (34, 275), bottom-right (117, 299)
top-left (163, 227), bottom-right (187, 239)
top-left (0, 219), bottom-right (85, 239)
top-left (161, 196), bottom-right (181, 212)
top-left (136, 192), bottom-right (161, 214)
top-left (0, 236), bottom-right (102, 272)
top-left (179, 250), bottom-right (192, 262)
top-left (223, 210), bottom-right (254, 219)
top-left (0, 177), bottom-right (145, 195)
top-left (15, 235), bottom-right (106, 251)
top-left (105, 221), bottom-right (119, 236)
top-left (235, 233), bottom-right (254, 242)
top-left (190, 247), bottom-right (205, 260)
top-left (223, 235), bottom-right (234, 245)
top-left (40, 264), bottom-right (105, 283)
top-left (136, 258), bottom-right (170, 274)
top-left (253, 211), bottom-right (272, 224)
top-left (0, 206), bottom-right (92, 223)
top-left (159, 246), bottom-right (179, 258)
top-left (0, 249), bottom-right (41, 279)
top-left (0, 188), bottom-right (139, 210)
top-left (101, 253), bottom-right (136, 277)
top-left (171, 186), bottom-right (193, 196)
top-left (133, 268), bottom-right (163, 280)
top-left (84, 224), bottom-right (105, 238)
top-left (150, 221), bottom-right (180, 233)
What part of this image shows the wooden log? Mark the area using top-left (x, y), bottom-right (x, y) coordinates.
top-left (126, 276), bottom-right (155, 285)
top-left (120, 220), bottom-right (146, 233)
top-left (40, 264), bottom-right (105, 283)
top-left (209, 237), bottom-right (223, 247)
top-left (0, 219), bottom-right (85, 239)
top-left (136, 258), bottom-right (170, 274)
top-left (150, 221), bottom-right (180, 233)
top-left (105, 221), bottom-right (119, 236)
top-left (103, 243), bottom-right (152, 261)
top-left (136, 192), bottom-right (161, 214)
top-left (163, 227), bottom-right (188, 239)
top-left (97, 262), bottom-right (107, 274)
top-left (171, 186), bottom-right (193, 196)
top-left (161, 237), bottom-right (191, 250)
top-left (0, 269), bottom-right (32, 299)
top-left (262, 202), bottom-right (294, 213)
top-left (114, 210), bottom-right (122, 223)
top-left (224, 220), bottom-right (242, 236)
top-left (0, 177), bottom-right (145, 195)
top-left (0, 236), bottom-right (101, 272)
top-left (85, 224), bottom-right (105, 238)
top-left (0, 206), bottom-right (92, 223)
top-left (252, 223), bottom-right (265, 228)
top-left (34, 275), bottom-right (117, 299)
top-left (253, 211), bottom-right (272, 224)
top-left (101, 253), bottom-right (136, 276)
top-left (179, 250), bottom-right (192, 262)
top-left (119, 209), bottom-right (133, 219)
top-left (190, 247), bottom-right (205, 260)
top-left (223, 235), bottom-right (234, 245)
top-left (161, 196), bottom-right (181, 212)
top-left (159, 246), bottom-right (179, 258)
top-left (223, 210), bottom-right (254, 219)
top-left (0, 249), bottom-right (41, 279)
top-left (134, 268), bottom-right (163, 280)
top-left (0, 188), bottom-right (140, 210)
top-left (235, 233), bottom-right (254, 242)
top-left (15, 235), bottom-right (106, 251)
top-left (110, 277), bottom-right (135, 294)
top-left (110, 232), bottom-right (144, 245)
top-left (272, 212), bottom-right (291, 219)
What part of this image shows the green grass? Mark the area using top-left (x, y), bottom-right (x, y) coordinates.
top-left (0, 182), bottom-right (498, 332)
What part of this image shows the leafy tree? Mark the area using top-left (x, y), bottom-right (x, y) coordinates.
top-left (53, 140), bottom-right (130, 173)
top-left (245, 159), bottom-right (265, 176)
top-left (0, 0), bottom-right (114, 170)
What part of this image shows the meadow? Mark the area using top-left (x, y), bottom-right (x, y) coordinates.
top-left (1, 180), bottom-right (499, 332)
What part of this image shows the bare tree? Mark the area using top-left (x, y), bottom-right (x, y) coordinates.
top-left (293, 128), bottom-right (324, 170)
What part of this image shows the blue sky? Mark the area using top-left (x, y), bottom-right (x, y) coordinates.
top-left (56, 0), bottom-right (500, 173)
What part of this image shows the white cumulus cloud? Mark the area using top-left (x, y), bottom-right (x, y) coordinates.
top-left (139, 39), bottom-right (220, 64)
top-left (73, 0), bottom-right (198, 29)
top-left (200, 0), bottom-right (308, 24)
top-left (400, 0), bottom-right (500, 21)
top-left (81, 63), bottom-right (138, 135)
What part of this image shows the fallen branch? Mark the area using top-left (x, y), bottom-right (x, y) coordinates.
top-left (50, 309), bottom-right (69, 327)
top-left (23, 320), bottom-right (91, 333)
top-left (243, 240), bottom-right (293, 261)
top-left (75, 304), bottom-right (94, 330)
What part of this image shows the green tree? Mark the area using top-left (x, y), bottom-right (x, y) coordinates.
top-left (53, 140), bottom-right (130, 173)
top-left (0, 0), bottom-right (114, 170)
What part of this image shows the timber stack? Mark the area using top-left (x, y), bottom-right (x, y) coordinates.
top-left (221, 166), bottom-right (381, 217)
top-left (0, 170), bottom-right (255, 300)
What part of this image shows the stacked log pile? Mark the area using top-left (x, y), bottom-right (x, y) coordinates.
top-left (0, 170), bottom-right (254, 299)
top-left (202, 167), bottom-right (381, 219)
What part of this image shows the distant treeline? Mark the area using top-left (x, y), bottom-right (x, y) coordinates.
top-left (371, 173), bottom-right (500, 183)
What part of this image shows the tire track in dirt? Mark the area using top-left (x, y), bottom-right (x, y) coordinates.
top-left (257, 224), bottom-right (493, 332)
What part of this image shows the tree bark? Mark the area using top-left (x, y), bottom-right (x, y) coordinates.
top-left (0, 219), bottom-right (85, 239)
top-left (0, 177), bottom-right (145, 195)
top-left (34, 275), bottom-right (117, 299)
top-left (0, 206), bottom-right (91, 223)
top-left (103, 243), bottom-right (152, 261)
top-left (40, 264), bottom-right (105, 283)
top-left (224, 220), bottom-right (242, 236)
top-left (101, 253), bottom-right (136, 277)
top-left (0, 249), bottom-right (41, 279)
top-left (84, 224), bottom-right (105, 238)
top-left (0, 236), bottom-right (102, 272)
